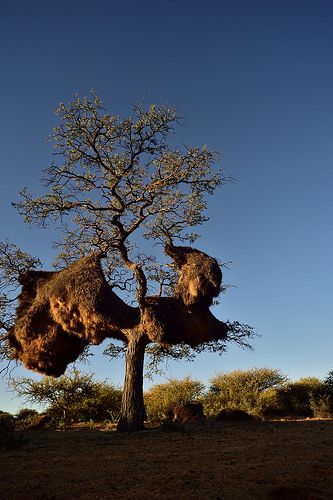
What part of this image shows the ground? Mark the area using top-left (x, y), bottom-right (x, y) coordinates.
top-left (1, 419), bottom-right (333, 499)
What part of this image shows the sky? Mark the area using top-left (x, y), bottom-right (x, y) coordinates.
top-left (1, 0), bottom-right (332, 413)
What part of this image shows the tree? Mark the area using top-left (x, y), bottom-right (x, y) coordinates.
top-left (11, 369), bottom-right (122, 424)
top-left (0, 240), bottom-right (41, 369)
top-left (1, 91), bottom-right (254, 431)
top-left (324, 369), bottom-right (333, 392)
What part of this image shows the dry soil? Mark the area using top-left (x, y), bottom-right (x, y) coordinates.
top-left (1, 419), bottom-right (333, 499)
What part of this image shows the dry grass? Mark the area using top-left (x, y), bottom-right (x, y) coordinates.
top-left (1, 419), bottom-right (333, 499)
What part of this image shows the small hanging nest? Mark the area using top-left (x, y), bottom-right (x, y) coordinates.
top-left (164, 243), bottom-right (222, 306)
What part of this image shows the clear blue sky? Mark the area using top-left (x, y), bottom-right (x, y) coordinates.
top-left (1, 0), bottom-right (332, 413)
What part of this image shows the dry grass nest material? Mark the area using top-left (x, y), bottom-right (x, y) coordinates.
top-left (7, 255), bottom-right (138, 376)
top-left (8, 246), bottom-right (228, 376)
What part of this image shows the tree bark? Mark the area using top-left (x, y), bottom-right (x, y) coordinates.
top-left (117, 333), bottom-right (147, 432)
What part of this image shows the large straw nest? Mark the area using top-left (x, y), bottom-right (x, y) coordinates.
top-left (8, 246), bottom-right (228, 376)
top-left (8, 254), bottom-right (138, 376)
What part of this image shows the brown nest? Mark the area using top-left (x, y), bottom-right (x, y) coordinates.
top-left (143, 296), bottom-right (228, 347)
top-left (8, 246), bottom-right (228, 376)
top-left (164, 243), bottom-right (222, 306)
top-left (7, 255), bottom-right (138, 376)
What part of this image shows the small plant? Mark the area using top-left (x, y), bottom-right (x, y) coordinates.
top-left (57, 419), bottom-right (66, 430)
top-left (88, 419), bottom-right (96, 430)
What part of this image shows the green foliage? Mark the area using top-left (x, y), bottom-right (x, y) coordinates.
top-left (203, 368), bottom-right (288, 417)
top-left (144, 377), bottom-right (205, 422)
top-left (56, 383), bottom-right (122, 423)
top-left (285, 378), bottom-right (324, 417)
top-left (258, 378), bottom-right (324, 417)
top-left (324, 369), bottom-right (333, 392)
top-left (310, 393), bottom-right (333, 418)
top-left (11, 369), bottom-right (122, 424)
top-left (15, 408), bottom-right (39, 428)
top-left (309, 370), bottom-right (333, 418)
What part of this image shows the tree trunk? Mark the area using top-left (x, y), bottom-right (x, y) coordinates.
top-left (117, 333), bottom-right (147, 432)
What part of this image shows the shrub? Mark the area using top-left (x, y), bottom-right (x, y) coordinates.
top-left (11, 369), bottom-right (122, 425)
top-left (286, 378), bottom-right (324, 417)
top-left (15, 408), bottom-right (39, 428)
top-left (144, 377), bottom-right (205, 422)
top-left (258, 378), bottom-right (324, 418)
top-left (310, 393), bottom-right (333, 418)
top-left (324, 369), bottom-right (333, 391)
top-left (65, 384), bottom-right (122, 422)
top-left (256, 388), bottom-right (285, 417)
top-left (203, 368), bottom-right (287, 417)
top-left (310, 371), bottom-right (333, 418)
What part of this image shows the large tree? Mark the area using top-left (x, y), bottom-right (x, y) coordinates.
top-left (1, 92), bottom-right (253, 431)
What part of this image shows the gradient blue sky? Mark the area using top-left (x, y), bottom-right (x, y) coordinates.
top-left (1, 0), bottom-right (332, 413)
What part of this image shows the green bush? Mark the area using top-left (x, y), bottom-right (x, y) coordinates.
top-left (203, 368), bottom-right (287, 417)
top-left (144, 377), bottom-right (205, 422)
top-left (256, 388), bottom-right (286, 417)
top-left (63, 384), bottom-right (122, 422)
top-left (12, 369), bottom-right (122, 425)
top-left (15, 408), bottom-right (39, 428)
top-left (309, 371), bottom-right (333, 418)
top-left (258, 378), bottom-right (324, 418)
top-left (324, 369), bottom-right (333, 391)
top-left (310, 393), bottom-right (333, 418)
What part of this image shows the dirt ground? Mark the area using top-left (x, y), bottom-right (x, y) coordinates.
top-left (1, 419), bottom-right (333, 499)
